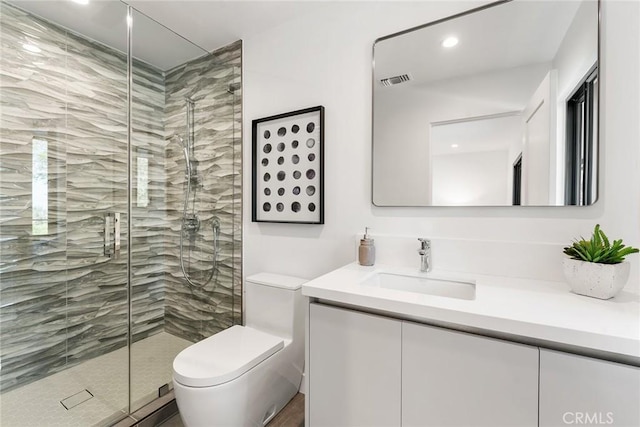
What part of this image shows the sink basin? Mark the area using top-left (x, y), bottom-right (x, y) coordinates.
top-left (360, 272), bottom-right (475, 300)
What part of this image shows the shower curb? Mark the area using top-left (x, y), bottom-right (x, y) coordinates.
top-left (111, 391), bottom-right (178, 427)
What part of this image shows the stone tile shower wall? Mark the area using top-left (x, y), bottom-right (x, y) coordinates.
top-left (131, 60), bottom-right (167, 341)
top-left (163, 41), bottom-right (242, 342)
top-left (0, 2), bottom-right (242, 392)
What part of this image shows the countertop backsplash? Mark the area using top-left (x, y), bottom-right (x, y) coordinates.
top-left (353, 234), bottom-right (639, 293)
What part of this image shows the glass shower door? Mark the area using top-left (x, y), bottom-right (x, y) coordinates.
top-left (127, 9), bottom-right (207, 411)
top-left (128, 9), bottom-right (243, 412)
top-left (1, 2), bottom-right (243, 424)
top-left (0, 1), bottom-right (130, 425)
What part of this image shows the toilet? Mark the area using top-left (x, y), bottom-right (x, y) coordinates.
top-left (172, 273), bottom-right (307, 427)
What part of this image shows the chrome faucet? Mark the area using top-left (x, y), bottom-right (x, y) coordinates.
top-left (418, 238), bottom-right (431, 272)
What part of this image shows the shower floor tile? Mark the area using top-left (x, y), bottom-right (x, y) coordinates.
top-left (130, 332), bottom-right (193, 411)
top-left (0, 332), bottom-right (192, 427)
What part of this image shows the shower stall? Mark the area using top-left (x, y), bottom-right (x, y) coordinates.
top-left (0, 2), bottom-right (242, 426)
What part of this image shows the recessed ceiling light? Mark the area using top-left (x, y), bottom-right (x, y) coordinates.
top-left (23, 43), bottom-right (41, 53)
top-left (451, 144), bottom-right (459, 148)
top-left (442, 36), bottom-right (459, 48)
top-left (71, 0), bottom-right (89, 5)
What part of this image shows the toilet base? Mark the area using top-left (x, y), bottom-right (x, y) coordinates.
top-left (174, 344), bottom-right (301, 427)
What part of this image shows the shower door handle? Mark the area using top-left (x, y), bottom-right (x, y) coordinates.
top-left (113, 213), bottom-right (121, 256)
top-left (104, 212), bottom-right (121, 258)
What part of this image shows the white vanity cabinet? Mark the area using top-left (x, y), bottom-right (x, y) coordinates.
top-left (539, 349), bottom-right (640, 426)
top-left (402, 321), bottom-right (539, 427)
top-left (308, 302), bottom-right (639, 427)
top-left (308, 303), bottom-right (538, 426)
top-left (308, 303), bottom-right (402, 427)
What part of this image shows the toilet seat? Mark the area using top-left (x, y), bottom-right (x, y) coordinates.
top-left (173, 325), bottom-right (283, 387)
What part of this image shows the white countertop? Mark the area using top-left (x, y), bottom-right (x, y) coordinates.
top-left (302, 263), bottom-right (640, 361)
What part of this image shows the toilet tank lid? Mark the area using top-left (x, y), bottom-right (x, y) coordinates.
top-left (246, 273), bottom-right (307, 290)
top-left (173, 325), bottom-right (283, 387)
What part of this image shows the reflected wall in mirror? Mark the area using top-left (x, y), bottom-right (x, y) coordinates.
top-left (372, 0), bottom-right (599, 206)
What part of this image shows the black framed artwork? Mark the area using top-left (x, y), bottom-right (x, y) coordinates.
top-left (252, 106), bottom-right (324, 224)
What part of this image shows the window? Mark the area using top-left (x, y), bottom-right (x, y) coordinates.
top-left (32, 138), bottom-right (48, 235)
top-left (565, 66), bottom-right (598, 206)
top-left (512, 154), bottom-right (522, 206)
top-left (136, 153), bottom-right (149, 208)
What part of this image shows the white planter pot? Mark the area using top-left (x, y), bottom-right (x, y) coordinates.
top-left (562, 258), bottom-right (630, 299)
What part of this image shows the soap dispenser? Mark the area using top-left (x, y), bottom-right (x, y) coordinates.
top-left (358, 227), bottom-right (375, 266)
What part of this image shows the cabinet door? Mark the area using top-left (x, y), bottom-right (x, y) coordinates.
top-left (540, 349), bottom-right (640, 426)
top-left (309, 303), bottom-right (401, 427)
top-left (402, 321), bottom-right (538, 427)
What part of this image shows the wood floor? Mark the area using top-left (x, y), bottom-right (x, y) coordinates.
top-left (159, 393), bottom-right (305, 427)
top-left (267, 393), bottom-right (305, 427)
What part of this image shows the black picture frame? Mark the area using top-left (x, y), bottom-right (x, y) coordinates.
top-left (252, 106), bottom-right (325, 224)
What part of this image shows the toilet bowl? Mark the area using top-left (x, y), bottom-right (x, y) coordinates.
top-left (173, 273), bottom-right (307, 427)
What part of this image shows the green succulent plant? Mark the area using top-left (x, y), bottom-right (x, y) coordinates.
top-left (563, 224), bottom-right (639, 264)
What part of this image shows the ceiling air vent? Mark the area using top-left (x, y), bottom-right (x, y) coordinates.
top-left (380, 73), bottom-right (412, 87)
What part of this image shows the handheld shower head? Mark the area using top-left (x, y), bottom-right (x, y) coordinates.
top-left (172, 135), bottom-right (192, 176)
top-left (172, 134), bottom-right (186, 149)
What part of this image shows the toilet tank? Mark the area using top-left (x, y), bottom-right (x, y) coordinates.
top-left (245, 273), bottom-right (307, 340)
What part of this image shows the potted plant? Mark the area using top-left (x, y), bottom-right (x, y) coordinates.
top-left (563, 224), bottom-right (639, 299)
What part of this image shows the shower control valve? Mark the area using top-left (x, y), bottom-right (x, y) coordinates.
top-left (183, 214), bottom-right (201, 234)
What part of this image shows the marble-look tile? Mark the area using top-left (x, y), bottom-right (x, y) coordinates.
top-left (163, 41), bottom-right (242, 343)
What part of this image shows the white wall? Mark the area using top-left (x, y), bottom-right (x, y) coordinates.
top-left (522, 71), bottom-right (556, 206)
top-left (243, 0), bottom-right (639, 290)
top-left (432, 150), bottom-right (509, 206)
top-left (373, 63), bottom-right (549, 205)
top-left (554, 0), bottom-right (599, 101)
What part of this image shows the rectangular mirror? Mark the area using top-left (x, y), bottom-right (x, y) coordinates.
top-left (372, 0), bottom-right (599, 206)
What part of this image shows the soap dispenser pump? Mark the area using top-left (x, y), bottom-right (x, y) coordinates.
top-left (358, 227), bottom-right (375, 266)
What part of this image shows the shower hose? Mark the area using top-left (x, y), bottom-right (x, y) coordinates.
top-left (178, 146), bottom-right (220, 288)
